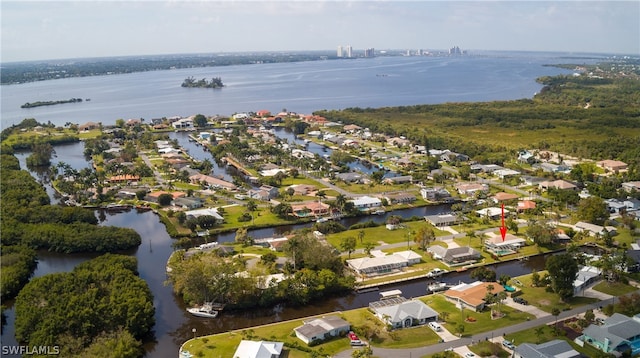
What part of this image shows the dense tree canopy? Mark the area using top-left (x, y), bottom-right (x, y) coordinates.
top-left (546, 253), bottom-right (579, 300)
top-left (14, 254), bottom-right (154, 357)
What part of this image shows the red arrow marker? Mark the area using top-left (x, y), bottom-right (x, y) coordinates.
top-left (499, 202), bottom-right (507, 241)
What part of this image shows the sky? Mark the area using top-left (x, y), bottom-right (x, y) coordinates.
top-left (1, 1), bottom-right (638, 63)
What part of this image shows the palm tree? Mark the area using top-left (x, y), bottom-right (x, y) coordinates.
top-left (534, 326), bottom-right (545, 343)
top-left (358, 229), bottom-right (365, 243)
top-left (551, 307), bottom-right (561, 333)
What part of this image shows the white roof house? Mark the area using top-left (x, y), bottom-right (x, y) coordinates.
top-left (346, 250), bottom-right (421, 276)
top-left (294, 316), bottom-right (350, 345)
top-left (476, 207), bottom-right (508, 220)
top-left (370, 299), bottom-right (439, 329)
top-left (350, 196), bottom-right (382, 210)
top-left (232, 340), bottom-right (283, 358)
top-left (184, 208), bottom-right (224, 222)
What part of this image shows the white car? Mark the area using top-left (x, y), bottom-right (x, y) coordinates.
top-left (465, 353), bottom-right (476, 358)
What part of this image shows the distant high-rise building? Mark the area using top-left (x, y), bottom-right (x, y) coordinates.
top-left (449, 46), bottom-right (462, 55)
top-left (345, 45), bottom-right (353, 58)
top-left (337, 46), bottom-right (344, 58)
top-left (364, 48), bottom-right (375, 58)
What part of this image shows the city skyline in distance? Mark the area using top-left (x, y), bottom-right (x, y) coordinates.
top-left (1, 1), bottom-right (638, 63)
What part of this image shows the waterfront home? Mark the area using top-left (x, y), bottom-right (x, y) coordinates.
top-left (189, 173), bottom-right (237, 191)
top-left (291, 202), bottom-right (330, 218)
top-left (484, 234), bottom-right (526, 256)
top-left (515, 339), bottom-right (580, 358)
top-left (369, 296), bottom-right (439, 329)
top-left (232, 340), bottom-right (283, 358)
top-left (428, 246), bottom-right (481, 266)
top-left (79, 121), bottom-right (100, 131)
top-left (350, 196), bottom-right (382, 210)
top-left (382, 175), bottom-right (413, 185)
top-left (383, 193), bottom-right (416, 205)
top-left (346, 250), bottom-right (421, 276)
top-left (335, 172), bottom-right (364, 183)
top-left (108, 174), bottom-right (140, 183)
top-left (578, 313), bottom-right (640, 356)
top-left (184, 208), bottom-right (224, 223)
top-left (443, 281), bottom-right (505, 312)
top-left (294, 316), bottom-right (350, 345)
top-left (424, 213), bottom-right (461, 227)
top-left (174, 197), bottom-right (203, 210)
top-left (420, 187), bottom-right (451, 201)
top-left (171, 118), bottom-right (193, 129)
top-left (145, 190), bottom-right (186, 203)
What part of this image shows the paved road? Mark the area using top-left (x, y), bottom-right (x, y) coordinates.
top-left (334, 288), bottom-right (633, 358)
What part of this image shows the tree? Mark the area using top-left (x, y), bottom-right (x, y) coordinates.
top-left (363, 241), bottom-right (375, 256)
top-left (577, 196), bottom-right (609, 225)
top-left (534, 326), bottom-right (545, 343)
top-left (439, 311), bottom-right (449, 323)
top-left (526, 221), bottom-right (557, 246)
top-left (193, 114), bottom-right (208, 127)
top-left (551, 307), bottom-right (561, 332)
top-left (340, 236), bottom-right (357, 259)
top-left (246, 200), bottom-right (258, 212)
top-left (470, 266), bottom-right (496, 282)
top-left (546, 253), bottom-right (579, 300)
top-left (157, 193), bottom-right (173, 206)
top-left (358, 229), bottom-right (365, 243)
top-left (414, 226), bottom-right (435, 250)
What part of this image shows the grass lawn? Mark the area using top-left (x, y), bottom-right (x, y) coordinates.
top-left (326, 221), bottom-right (449, 250)
top-left (592, 281), bottom-right (638, 296)
top-left (420, 294), bottom-right (535, 337)
top-left (509, 272), bottom-right (599, 313)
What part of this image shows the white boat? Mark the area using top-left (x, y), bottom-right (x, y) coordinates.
top-left (426, 268), bottom-right (448, 278)
top-left (187, 303), bottom-right (218, 318)
top-left (427, 282), bottom-right (448, 292)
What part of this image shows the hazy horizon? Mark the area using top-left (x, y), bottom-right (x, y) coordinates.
top-left (1, 1), bottom-right (638, 63)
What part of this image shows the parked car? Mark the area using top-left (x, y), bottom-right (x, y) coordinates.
top-left (428, 321), bottom-right (442, 332)
top-left (502, 340), bottom-right (515, 350)
top-left (513, 297), bottom-right (528, 305)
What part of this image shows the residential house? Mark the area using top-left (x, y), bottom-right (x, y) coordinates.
top-left (171, 118), bottom-right (193, 129)
top-left (350, 196), bottom-right (382, 210)
top-left (288, 184), bottom-right (316, 196)
top-left (174, 197), bottom-right (203, 210)
top-left (456, 183), bottom-right (489, 196)
top-left (484, 234), bottom-right (526, 256)
top-left (369, 297), bottom-right (439, 329)
top-left (515, 339), bottom-right (580, 358)
top-left (492, 192), bottom-right (519, 204)
top-left (626, 240), bottom-right (640, 272)
top-left (428, 246), bottom-right (481, 266)
top-left (387, 137), bottom-right (411, 148)
top-left (79, 121), bottom-right (100, 131)
top-left (443, 281), bottom-right (505, 312)
top-left (184, 208), bottom-right (224, 223)
top-left (476, 207), bottom-right (508, 220)
top-left (291, 202), bottom-right (330, 218)
top-left (517, 200), bottom-right (537, 212)
top-left (343, 124), bottom-right (362, 133)
top-left (145, 191), bottom-right (186, 203)
top-left (622, 181), bottom-right (640, 193)
top-left (597, 160), bottom-right (628, 172)
top-left (346, 250), bottom-right (421, 276)
top-left (574, 266), bottom-right (601, 295)
top-left (578, 313), bottom-right (640, 356)
top-left (336, 172), bottom-right (364, 183)
top-left (108, 174), bottom-right (140, 183)
top-left (294, 316), bottom-right (350, 345)
top-left (440, 151), bottom-right (469, 162)
top-left (420, 187), bottom-right (452, 202)
top-left (517, 150), bottom-right (537, 164)
top-left (384, 193), bottom-right (416, 205)
top-left (232, 340), bottom-right (283, 358)
top-left (539, 179), bottom-right (577, 191)
top-left (256, 110), bottom-right (271, 117)
top-left (396, 157), bottom-right (415, 168)
top-left (538, 162), bottom-right (572, 174)
top-left (424, 213), bottom-right (461, 227)
top-left (520, 175), bottom-right (546, 187)
top-left (382, 175), bottom-right (413, 185)
top-left (574, 222), bottom-right (617, 237)
top-left (268, 238), bottom-right (289, 252)
top-left (494, 169), bottom-right (521, 179)
top-left (189, 173), bottom-right (237, 191)
top-left (605, 199), bottom-right (627, 214)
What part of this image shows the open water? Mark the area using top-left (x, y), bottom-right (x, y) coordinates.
top-left (0, 51), bottom-right (591, 129)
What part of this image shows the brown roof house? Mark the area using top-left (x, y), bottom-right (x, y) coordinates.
top-left (597, 160), bottom-right (628, 172)
top-left (443, 281), bottom-right (505, 312)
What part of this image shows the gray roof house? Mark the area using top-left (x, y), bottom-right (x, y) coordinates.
top-left (369, 297), bottom-right (438, 329)
top-left (428, 246), bottom-right (481, 266)
top-left (515, 339), bottom-right (581, 358)
top-left (294, 316), bottom-right (350, 345)
top-left (424, 213), bottom-right (462, 227)
top-left (578, 313), bottom-right (640, 356)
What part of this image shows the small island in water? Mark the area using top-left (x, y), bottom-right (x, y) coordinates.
top-left (21, 97), bottom-right (84, 108)
top-left (181, 76), bottom-right (224, 88)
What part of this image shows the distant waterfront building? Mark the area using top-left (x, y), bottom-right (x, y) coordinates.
top-left (337, 46), bottom-right (343, 58)
top-left (345, 45), bottom-right (353, 58)
top-left (364, 48), bottom-right (375, 58)
top-left (449, 46), bottom-right (462, 55)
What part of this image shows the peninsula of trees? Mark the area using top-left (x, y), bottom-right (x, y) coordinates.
top-left (181, 76), bottom-right (224, 88)
top-left (21, 97), bottom-right (84, 108)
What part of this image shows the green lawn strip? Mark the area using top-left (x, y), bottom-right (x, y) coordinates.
top-left (468, 341), bottom-right (511, 358)
top-left (506, 324), bottom-right (604, 358)
top-left (420, 294), bottom-right (535, 337)
top-left (591, 281), bottom-right (638, 296)
top-left (509, 273), bottom-right (599, 313)
top-left (281, 176), bottom-right (328, 188)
